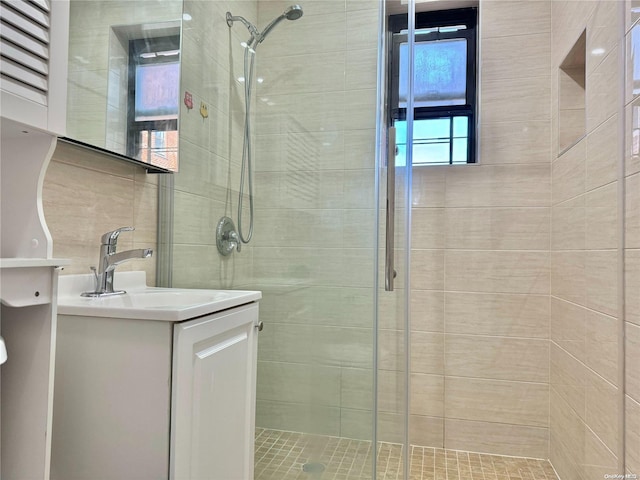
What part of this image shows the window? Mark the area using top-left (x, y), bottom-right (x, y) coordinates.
top-left (127, 35), bottom-right (180, 170)
top-left (389, 8), bottom-right (477, 166)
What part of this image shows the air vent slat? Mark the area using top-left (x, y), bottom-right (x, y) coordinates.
top-left (0, 72), bottom-right (46, 103)
top-left (28, 0), bottom-right (50, 13)
top-left (0, 57), bottom-right (47, 91)
top-left (3, 0), bottom-right (49, 28)
top-left (0, 21), bottom-right (49, 59)
top-left (0, 0), bottom-right (50, 107)
top-left (1, 39), bottom-right (48, 75)
top-left (0, 4), bottom-right (49, 44)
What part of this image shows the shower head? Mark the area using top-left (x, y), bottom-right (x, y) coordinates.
top-left (259, 5), bottom-right (304, 44)
top-left (284, 4), bottom-right (304, 20)
top-left (226, 5), bottom-right (304, 48)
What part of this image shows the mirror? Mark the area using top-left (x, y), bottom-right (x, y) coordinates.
top-left (65, 0), bottom-right (182, 172)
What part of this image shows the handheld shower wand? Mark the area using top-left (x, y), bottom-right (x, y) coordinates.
top-left (221, 5), bottom-right (304, 250)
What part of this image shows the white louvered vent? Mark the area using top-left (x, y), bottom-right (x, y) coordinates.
top-left (0, 0), bottom-right (50, 106)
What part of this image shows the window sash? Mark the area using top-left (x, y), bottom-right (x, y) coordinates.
top-left (388, 8), bottom-right (477, 165)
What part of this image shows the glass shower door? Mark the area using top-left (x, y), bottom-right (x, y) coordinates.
top-left (376, 0), bottom-right (414, 479)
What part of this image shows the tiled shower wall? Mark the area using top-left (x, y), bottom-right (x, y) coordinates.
top-left (549, 1), bottom-right (624, 479)
top-left (251, 0), bottom-right (379, 439)
top-left (400, 0), bottom-right (553, 458)
top-left (170, 0), bottom-right (257, 290)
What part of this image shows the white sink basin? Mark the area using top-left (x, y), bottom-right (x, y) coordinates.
top-left (57, 272), bottom-right (261, 321)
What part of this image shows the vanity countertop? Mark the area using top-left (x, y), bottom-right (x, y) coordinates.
top-left (57, 272), bottom-right (261, 321)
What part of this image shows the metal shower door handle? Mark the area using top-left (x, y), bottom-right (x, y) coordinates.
top-left (385, 126), bottom-right (396, 291)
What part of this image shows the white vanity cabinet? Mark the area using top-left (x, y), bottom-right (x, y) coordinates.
top-left (51, 300), bottom-right (259, 480)
top-left (172, 304), bottom-right (258, 479)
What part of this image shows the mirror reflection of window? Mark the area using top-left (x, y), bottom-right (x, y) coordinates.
top-left (127, 36), bottom-right (180, 171)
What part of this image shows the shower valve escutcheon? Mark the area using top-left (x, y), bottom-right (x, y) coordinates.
top-left (216, 216), bottom-right (241, 255)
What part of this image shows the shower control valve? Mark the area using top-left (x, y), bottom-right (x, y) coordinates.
top-left (216, 216), bottom-right (241, 255)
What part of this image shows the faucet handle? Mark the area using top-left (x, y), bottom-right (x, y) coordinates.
top-left (101, 227), bottom-right (134, 246)
top-left (89, 266), bottom-right (99, 290)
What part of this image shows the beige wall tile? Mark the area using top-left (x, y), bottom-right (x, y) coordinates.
top-left (340, 367), bottom-right (374, 411)
top-left (254, 209), bottom-right (345, 248)
top-left (344, 129), bottom-right (377, 170)
top-left (410, 374), bottom-right (444, 418)
top-left (626, 322), bottom-right (640, 401)
top-left (375, 412), bottom-right (404, 444)
top-left (258, 12), bottom-right (346, 59)
top-left (445, 207), bottom-right (550, 250)
top-left (339, 408), bottom-right (372, 441)
top-left (479, 121), bottom-right (551, 165)
top-left (411, 209), bottom-right (445, 250)
top-left (585, 370), bottom-right (620, 455)
top-left (258, 322), bottom-right (343, 366)
top-left (586, 0), bottom-right (619, 74)
top-left (346, 8), bottom-right (378, 51)
top-left (585, 182), bottom-right (619, 250)
top-left (346, 48), bottom-right (378, 91)
top-left (256, 91), bottom-right (347, 135)
top-left (377, 369), bottom-right (405, 414)
top-left (43, 150), bottom-right (159, 280)
top-left (256, 399), bottom-right (340, 436)
top-left (627, 173), bottom-right (640, 248)
top-left (253, 246), bottom-right (373, 288)
top-left (257, 51), bottom-right (346, 96)
top-left (584, 310), bottom-right (619, 385)
top-left (379, 329), bottom-right (406, 372)
top-left (482, 0), bottom-right (551, 39)
top-left (551, 342), bottom-right (587, 420)
top-left (410, 249), bottom-right (445, 291)
top-left (411, 290), bottom-right (444, 333)
top-left (412, 166), bottom-right (446, 208)
top-left (587, 46), bottom-right (620, 133)
top-left (445, 164), bottom-right (551, 208)
top-left (553, 139), bottom-right (586, 205)
top-left (551, 251), bottom-right (586, 304)
top-left (551, 297), bottom-right (586, 362)
top-left (584, 426), bottom-right (618, 480)
top-left (627, 395), bottom-right (640, 475)
top-left (481, 76), bottom-right (552, 124)
top-left (445, 335), bottom-right (549, 383)
top-left (411, 332), bottom-right (444, 375)
top-left (257, 361), bottom-right (342, 406)
top-left (258, 285), bottom-right (372, 328)
top-left (444, 377), bottom-right (549, 427)
top-left (409, 415), bottom-right (444, 448)
top-left (446, 292), bottom-right (550, 338)
top-left (445, 250), bottom-right (550, 295)
top-left (171, 244), bottom-right (246, 289)
top-left (552, 1), bottom-right (594, 66)
top-left (585, 250), bottom-right (618, 316)
top-left (552, 196), bottom-right (586, 251)
top-left (444, 418), bottom-right (549, 459)
top-left (254, 131), bottom-right (345, 173)
top-left (586, 114), bottom-right (619, 190)
top-left (627, 249), bottom-right (640, 326)
top-left (550, 387), bottom-right (585, 480)
top-left (481, 33), bottom-right (551, 82)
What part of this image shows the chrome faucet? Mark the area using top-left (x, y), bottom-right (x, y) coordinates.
top-left (81, 227), bottom-right (153, 297)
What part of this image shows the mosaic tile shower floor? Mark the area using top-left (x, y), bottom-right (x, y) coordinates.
top-left (254, 429), bottom-right (559, 480)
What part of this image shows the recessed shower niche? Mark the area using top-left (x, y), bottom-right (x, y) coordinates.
top-left (558, 30), bottom-right (586, 154)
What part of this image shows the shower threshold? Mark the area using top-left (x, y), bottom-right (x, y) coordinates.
top-left (254, 428), bottom-right (559, 480)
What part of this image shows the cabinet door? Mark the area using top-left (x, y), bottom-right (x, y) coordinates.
top-left (171, 303), bottom-right (258, 480)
